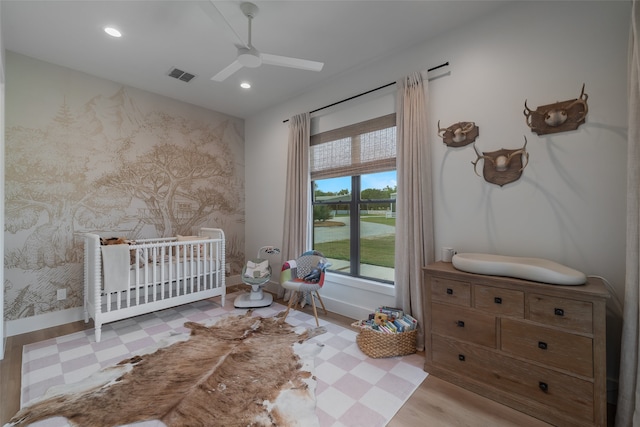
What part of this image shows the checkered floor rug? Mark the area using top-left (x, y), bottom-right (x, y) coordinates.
top-left (18, 292), bottom-right (427, 427)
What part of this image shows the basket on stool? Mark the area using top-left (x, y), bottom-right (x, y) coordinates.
top-left (352, 321), bottom-right (417, 358)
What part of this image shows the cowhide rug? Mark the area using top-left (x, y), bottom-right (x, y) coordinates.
top-left (6, 311), bottom-right (326, 427)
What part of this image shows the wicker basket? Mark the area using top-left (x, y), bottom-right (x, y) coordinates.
top-left (352, 321), bottom-right (417, 358)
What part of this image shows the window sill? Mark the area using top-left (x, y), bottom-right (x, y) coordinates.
top-left (325, 271), bottom-right (395, 296)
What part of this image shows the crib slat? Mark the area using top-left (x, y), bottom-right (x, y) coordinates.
top-left (143, 247), bottom-right (148, 304)
top-left (181, 244), bottom-right (187, 295)
top-left (161, 248), bottom-right (165, 298)
top-left (151, 246), bottom-right (157, 302)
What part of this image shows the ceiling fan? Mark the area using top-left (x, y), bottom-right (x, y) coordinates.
top-left (210, 2), bottom-right (324, 82)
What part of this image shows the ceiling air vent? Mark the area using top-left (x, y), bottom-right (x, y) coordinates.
top-left (168, 67), bottom-right (196, 82)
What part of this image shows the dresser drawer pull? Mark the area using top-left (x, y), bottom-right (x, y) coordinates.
top-left (456, 320), bottom-right (465, 327)
top-left (554, 308), bottom-right (564, 316)
top-left (458, 354), bottom-right (466, 361)
top-left (494, 297), bottom-right (502, 304)
top-left (538, 341), bottom-right (548, 350)
top-left (446, 288), bottom-right (453, 295)
top-left (539, 381), bottom-right (549, 392)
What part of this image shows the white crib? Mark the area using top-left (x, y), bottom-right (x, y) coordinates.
top-left (83, 228), bottom-right (226, 342)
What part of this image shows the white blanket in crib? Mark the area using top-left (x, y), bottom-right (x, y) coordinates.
top-left (101, 244), bottom-right (130, 292)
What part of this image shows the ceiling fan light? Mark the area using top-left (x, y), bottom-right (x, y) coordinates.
top-left (104, 27), bottom-right (122, 38)
top-left (237, 47), bottom-right (261, 68)
top-left (240, 82), bottom-right (251, 89)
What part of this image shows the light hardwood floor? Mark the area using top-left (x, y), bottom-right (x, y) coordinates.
top-left (0, 288), bottom-right (614, 426)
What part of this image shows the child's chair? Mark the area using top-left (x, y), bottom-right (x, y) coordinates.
top-left (279, 250), bottom-right (330, 326)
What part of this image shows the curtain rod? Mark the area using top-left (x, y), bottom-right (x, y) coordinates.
top-left (282, 61), bottom-right (449, 123)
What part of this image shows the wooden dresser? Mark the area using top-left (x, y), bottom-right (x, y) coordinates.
top-left (423, 262), bottom-right (608, 427)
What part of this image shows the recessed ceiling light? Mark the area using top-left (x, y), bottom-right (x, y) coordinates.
top-left (240, 82), bottom-right (251, 89)
top-left (104, 27), bottom-right (122, 38)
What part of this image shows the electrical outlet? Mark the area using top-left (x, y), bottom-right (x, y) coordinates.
top-left (57, 288), bottom-right (67, 301)
top-left (225, 263), bottom-right (231, 274)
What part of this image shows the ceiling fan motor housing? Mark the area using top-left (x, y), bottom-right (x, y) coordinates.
top-left (240, 2), bottom-right (259, 19)
top-left (237, 46), bottom-right (262, 68)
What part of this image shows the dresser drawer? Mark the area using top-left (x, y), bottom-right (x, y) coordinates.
top-left (431, 277), bottom-right (470, 307)
top-left (529, 293), bottom-right (593, 334)
top-left (432, 335), bottom-right (594, 424)
top-left (501, 318), bottom-right (593, 377)
top-left (474, 284), bottom-right (524, 318)
top-left (432, 302), bottom-right (496, 348)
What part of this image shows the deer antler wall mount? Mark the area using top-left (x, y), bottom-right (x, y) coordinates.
top-left (471, 137), bottom-right (529, 187)
top-left (523, 83), bottom-right (588, 135)
top-left (438, 120), bottom-right (479, 147)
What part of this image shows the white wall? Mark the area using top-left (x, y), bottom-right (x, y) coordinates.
top-left (245, 0), bottom-right (629, 401)
top-left (0, 1), bottom-right (5, 360)
top-left (246, 0), bottom-right (629, 317)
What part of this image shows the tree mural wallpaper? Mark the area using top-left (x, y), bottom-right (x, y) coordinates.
top-left (4, 59), bottom-right (245, 322)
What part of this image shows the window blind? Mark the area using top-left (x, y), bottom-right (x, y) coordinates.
top-left (310, 113), bottom-right (396, 180)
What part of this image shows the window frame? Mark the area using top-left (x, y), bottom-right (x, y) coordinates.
top-left (310, 113), bottom-right (397, 284)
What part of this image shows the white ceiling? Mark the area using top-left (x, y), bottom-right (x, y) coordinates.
top-left (1, 1), bottom-right (504, 119)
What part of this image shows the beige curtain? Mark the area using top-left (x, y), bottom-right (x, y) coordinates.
top-left (617, 1), bottom-right (640, 425)
top-left (394, 72), bottom-right (435, 351)
top-left (280, 113), bottom-right (311, 297)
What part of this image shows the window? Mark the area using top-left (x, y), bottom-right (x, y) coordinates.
top-left (310, 114), bottom-right (396, 283)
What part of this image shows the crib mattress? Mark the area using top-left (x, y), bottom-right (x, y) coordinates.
top-left (103, 259), bottom-right (220, 292)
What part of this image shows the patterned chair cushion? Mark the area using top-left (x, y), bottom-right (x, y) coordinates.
top-left (280, 251), bottom-right (329, 291)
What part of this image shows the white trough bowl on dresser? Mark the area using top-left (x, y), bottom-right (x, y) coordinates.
top-left (422, 261), bottom-right (609, 427)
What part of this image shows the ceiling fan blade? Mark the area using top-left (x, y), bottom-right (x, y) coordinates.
top-left (261, 53), bottom-right (324, 72)
top-left (211, 60), bottom-right (244, 82)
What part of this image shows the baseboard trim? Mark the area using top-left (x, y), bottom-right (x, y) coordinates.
top-left (6, 307), bottom-right (85, 337)
top-left (7, 279), bottom-right (243, 338)
top-left (317, 294), bottom-right (371, 321)
top-left (6, 283), bottom-right (371, 337)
